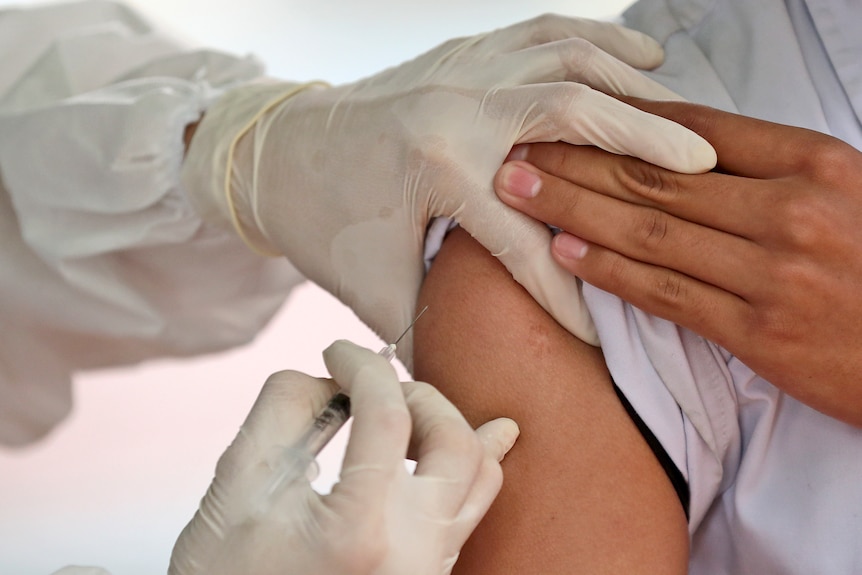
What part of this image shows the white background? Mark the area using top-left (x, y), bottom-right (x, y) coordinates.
top-left (0, 1), bottom-right (633, 573)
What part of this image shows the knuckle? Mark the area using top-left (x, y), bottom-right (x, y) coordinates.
top-left (796, 136), bottom-right (854, 179)
top-left (327, 519), bottom-right (388, 573)
top-left (776, 193), bottom-right (831, 249)
top-left (416, 408), bottom-right (483, 461)
top-left (550, 179), bottom-right (586, 217)
top-left (769, 257), bottom-right (820, 297)
top-left (523, 84), bottom-right (590, 139)
top-left (562, 37), bottom-right (600, 72)
top-left (402, 380), bottom-right (442, 406)
top-left (433, 430), bottom-right (485, 474)
top-left (530, 12), bottom-right (565, 31)
top-left (750, 304), bottom-right (801, 347)
top-left (374, 402), bottom-right (412, 437)
top-left (632, 208), bottom-right (671, 250)
top-left (438, 422), bottom-right (484, 462)
top-left (521, 13), bottom-right (566, 45)
top-left (652, 271), bottom-right (687, 308)
top-left (619, 160), bottom-right (679, 205)
top-left (261, 369), bottom-right (307, 392)
top-left (566, 36), bottom-right (597, 52)
top-left (746, 261), bottom-right (814, 346)
top-left (551, 81), bottom-right (590, 109)
top-left (603, 255), bottom-right (631, 292)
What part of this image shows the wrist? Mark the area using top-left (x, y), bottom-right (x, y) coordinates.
top-left (180, 80), bottom-right (328, 255)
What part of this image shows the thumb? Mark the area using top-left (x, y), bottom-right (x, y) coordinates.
top-left (322, 339), bottom-right (398, 395)
top-left (239, 371), bottom-right (340, 450)
top-left (459, 198), bottom-right (598, 346)
top-left (169, 371), bottom-right (337, 575)
top-left (213, 371), bottom-right (337, 515)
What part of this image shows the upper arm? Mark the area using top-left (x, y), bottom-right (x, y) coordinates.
top-left (413, 227), bottom-right (689, 574)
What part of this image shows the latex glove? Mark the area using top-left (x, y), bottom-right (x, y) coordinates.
top-left (494, 99), bottom-right (862, 427)
top-left (169, 340), bottom-right (520, 575)
top-left (182, 15), bottom-right (717, 364)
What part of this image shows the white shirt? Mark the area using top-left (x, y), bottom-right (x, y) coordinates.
top-left (591, 0), bottom-right (862, 572)
top-left (0, 0), bottom-right (302, 446)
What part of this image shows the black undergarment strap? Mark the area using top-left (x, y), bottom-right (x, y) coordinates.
top-left (613, 381), bottom-right (690, 520)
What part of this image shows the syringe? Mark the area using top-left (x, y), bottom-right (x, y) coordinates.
top-left (259, 306), bottom-right (428, 508)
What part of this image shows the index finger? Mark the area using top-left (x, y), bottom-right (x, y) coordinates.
top-left (621, 97), bottom-right (827, 178)
top-left (323, 340), bottom-right (411, 500)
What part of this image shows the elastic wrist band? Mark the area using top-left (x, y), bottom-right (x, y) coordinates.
top-left (224, 81), bottom-right (330, 257)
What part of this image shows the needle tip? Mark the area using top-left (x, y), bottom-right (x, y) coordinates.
top-left (392, 305), bottom-right (430, 346)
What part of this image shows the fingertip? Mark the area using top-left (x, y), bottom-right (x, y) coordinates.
top-left (322, 339), bottom-right (358, 379)
top-left (617, 97), bottom-right (719, 172)
top-left (608, 21), bottom-right (666, 69)
top-left (259, 369), bottom-right (336, 400)
top-left (666, 132), bottom-right (718, 174)
top-left (476, 417), bottom-right (521, 462)
top-left (636, 34), bottom-right (665, 70)
top-left (322, 339), bottom-right (392, 393)
top-left (495, 161), bottom-right (542, 201)
top-left (645, 115), bottom-right (719, 174)
top-left (324, 337), bottom-right (369, 355)
top-left (552, 233), bottom-right (589, 261)
top-left (688, 136), bottom-right (719, 174)
top-left (262, 368), bottom-right (304, 387)
top-left (497, 418), bottom-right (521, 459)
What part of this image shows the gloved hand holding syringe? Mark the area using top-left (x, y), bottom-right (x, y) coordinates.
top-left (259, 306), bottom-right (429, 509)
top-left (171, 332), bottom-right (518, 575)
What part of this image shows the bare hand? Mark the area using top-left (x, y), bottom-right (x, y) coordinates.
top-left (495, 99), bottom-right (862, 427)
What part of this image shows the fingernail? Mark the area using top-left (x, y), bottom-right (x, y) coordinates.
top-left (554, 233), bottom-right (589, 260)
top-left (499, 163), bottom-right (541, 199)
top-left (506, 144), bottom-right (530, 162)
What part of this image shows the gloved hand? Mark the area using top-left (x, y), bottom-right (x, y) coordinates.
top-left (168, 340), bottom-right (520, 575)
top-left (182, 15), bottom-right (717, 363)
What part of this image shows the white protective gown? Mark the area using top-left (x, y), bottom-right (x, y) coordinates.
top-left (0, 0), bottom-right (301, 446)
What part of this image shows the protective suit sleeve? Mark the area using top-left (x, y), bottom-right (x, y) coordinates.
top-left (0, 1), bottom-right (301, 446)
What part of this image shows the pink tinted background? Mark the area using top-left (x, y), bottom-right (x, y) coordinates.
top-left (0, 0), bottom-right (633, 573)
top-left (0, 284), bottom-right (391, 574)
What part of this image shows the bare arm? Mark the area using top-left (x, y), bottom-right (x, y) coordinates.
top-left (413, 227), bottom-right (689, 574)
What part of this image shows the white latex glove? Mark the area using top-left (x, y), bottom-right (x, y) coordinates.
top-left (169, 340), bottom-right (519, 575)
top-left (182, 15), bottom-right (717, 362)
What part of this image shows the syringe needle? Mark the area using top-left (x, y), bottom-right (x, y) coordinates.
top-left (393, 305), bottom-right (428, 346)
top-left (378, 305), bottom-right (429, 360)
top-left (259, 306), bottom-right (430, 510)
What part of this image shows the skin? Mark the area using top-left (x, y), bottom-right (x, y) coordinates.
top-left (495, 100), bottom-right (862, 428)
top-left (184, 120), bottom-right (200, 156)
top-left (413, 227), bottom-right (689, 575)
